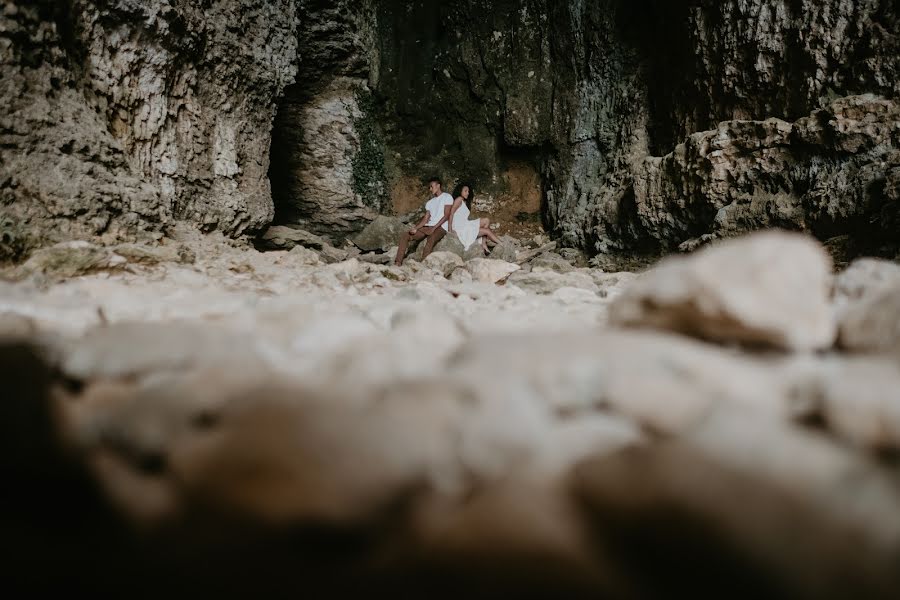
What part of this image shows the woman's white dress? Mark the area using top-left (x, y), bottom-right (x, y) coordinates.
top-left (451, 202), bottom-right (481, 249)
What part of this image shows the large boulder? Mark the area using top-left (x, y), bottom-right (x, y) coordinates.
top-left (351, 216), bottom-right (410, 253)
top-left (608, 232), bottom-right (836, 351)
top-left (430, 234), bottom-right (487, 262)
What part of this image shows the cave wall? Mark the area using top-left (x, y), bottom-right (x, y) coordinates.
top-left (361, 0), bottom-right (899, 255)
top-left (268, 0), bottom-right (379, 243)
top-left (1, 0), bottom-right (166, 256)
top-left (1, 0), bottom-right (298, 256)
top-left (585, 0), bottom-right (900, 255)
top-left (3, 0), bottom-right (898, 256)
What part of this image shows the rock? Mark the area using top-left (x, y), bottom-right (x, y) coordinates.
top-left (507, 271), bottom-right (599, 296)
top-left (430, 235), bottom-right (466, 259)
top-left (428, 235), bottom-right (484, 263)
top-left (552, 287), bottom-right (601, 304)
top-left (18, 242), bottom-right (127, 279)
top-left (575, 437), bottom-right (900, 599)
top-left (466, 259), bottom-right (520, 284)
top-left (489, 242), bottom-right (519, 263)
top-left (60, 322), bottom-right (266, 381)
top-left (358, 252), bottom-right (393, 265)
top-left (788, 356), bottom-right (900, 455)
top-left (838, 283), bottom-right (900, 354)
top-left (352, 216), bottom-right (410, 252)
top-left (684, 407), bottom-right (900, 572)
top-left (111, 244), bottom-right (183, 266)
top-left (515, 242), bottom-right (559, 265)
top-left (608, 232), bottom-right (836, 351)
top-left (448, 267), bottom-right (473, 284)
top-left (271, 76), bottom-right (383, 243)
top-left (450, 329), bottom-right (786, 435)
top-left (285, 245), bottom-right (324, 266)
top-left (423, 252), bottom-right (465, 278)
top-left (530, 253), bottom-right (575, 274)
top-left (556, 248), bottom-right (589, 268)
top-left (833, 259), bottom-right (900, 313)
top-left (258, 226), bottom-right (330, 251)
top-left (1, 0), bottom-right (299, 242)
top-left (0, 312), bottom-right (37, 340)
top-left (318, 245), bottom-right (352, 264)
top-left (531, 234), bottom-right (552, 248)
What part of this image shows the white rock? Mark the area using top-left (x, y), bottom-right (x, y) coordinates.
top-left (466, 258), bottom-right (520, 284)
top-left (609, 231), bottom-right (836, 351)
top-left (506, 270), bottom-right (599, 295)
top-left (838, 283), bottom-right (900, 354)
top-left (423, 251), bottom-right (466, 277)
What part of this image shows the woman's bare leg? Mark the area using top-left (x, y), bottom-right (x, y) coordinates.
top-left (479, 218), bottom-right (501, 245)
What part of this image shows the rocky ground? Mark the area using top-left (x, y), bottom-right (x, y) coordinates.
top-left (3, 226), bottom-right (900, 598)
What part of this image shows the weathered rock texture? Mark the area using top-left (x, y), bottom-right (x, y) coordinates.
top-left (4, 231), bottom-right (900, 597)
top-left (268, 0), bottom-right (380, 243)
top-left (4, 0), bottom-right (899, 257)
top-left (1, 0), bottom-right (298, 256)
top-left (359, 0), bottom-right (900, 256)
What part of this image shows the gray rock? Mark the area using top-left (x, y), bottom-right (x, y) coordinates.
top-left (430, 234), bottom-right (484, 262)
top-left (556, 248), bottom-right (589, 268)
top-left (111, 244), bottom-right (185, 266)
top-left (506, 271), bottom-right (599, 296)
top-left (286, 246), bottom-right (324, 266)
top-left (358, 252), bottom-right (393, 266)
top-left (259, 226), bottom-right (330, 251)
top-left (18, 242), bottom-right (127, 279)
top-left (1, 0), bottom-right (299, 243)
top-left (351, 216), bottom-right (410, 253)
top-left (530, 253), bottom-right (575, 274)
top-left (318, 245), bottom-right (352, 265)
top-left (489, 242), bottom-right (519, 263)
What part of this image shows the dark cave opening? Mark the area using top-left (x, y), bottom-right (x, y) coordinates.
top-left (268, 83), bottom-right (306, 229)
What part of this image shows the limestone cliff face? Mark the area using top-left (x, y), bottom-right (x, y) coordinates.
top-left (1, 0), bottom-right (298, 256)
top-left (360, 0), bottom-right (900, 255)
top-left (268, 0), bottom-right (378, 243)
top-left (3, 0), bottom-right (899, 257)
top-left (583, 0), bottom-right (900, 256)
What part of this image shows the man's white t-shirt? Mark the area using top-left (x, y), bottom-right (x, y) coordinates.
top-left (424, 193), bottom-right (454, 230)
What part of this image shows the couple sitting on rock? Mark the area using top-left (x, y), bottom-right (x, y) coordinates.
top-left (394, 177), bottom-right (501, 266)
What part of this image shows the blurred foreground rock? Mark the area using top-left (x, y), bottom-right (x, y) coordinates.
top-left (2, 230), bottom-right (900, 598)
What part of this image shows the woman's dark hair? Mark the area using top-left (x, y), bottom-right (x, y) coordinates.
top-left (428, 176), bottom-right (443, 187)
top-left (453, 182), bottom-right (475, 208)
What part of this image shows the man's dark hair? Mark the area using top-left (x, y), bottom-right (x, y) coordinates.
top-left (428, 176), bottom-right (442, 187)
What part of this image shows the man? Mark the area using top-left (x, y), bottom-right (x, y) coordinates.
top-left (394, 176), bottom-right (454, 266)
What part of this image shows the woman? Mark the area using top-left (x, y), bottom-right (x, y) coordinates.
top-left (448, 184), bottom-right (501, 253)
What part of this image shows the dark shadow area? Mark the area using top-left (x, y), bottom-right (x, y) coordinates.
top-left (269, 84), bottom-right (307, 227)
